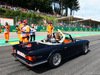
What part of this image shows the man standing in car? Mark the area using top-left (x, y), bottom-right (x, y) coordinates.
top-left (21, 20), bottom-right (30, 43)
top-left (47, 22), bottom-right (54, 35)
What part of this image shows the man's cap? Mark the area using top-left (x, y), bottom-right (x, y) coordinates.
top-left (18, 20), bottom-right (22, 22)
top-left (23, 20), bottom-right (28, 23)
top-left (48, 21), bottom-right (52, 24)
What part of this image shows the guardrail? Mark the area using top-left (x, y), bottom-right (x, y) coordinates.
top-left (0, 25), bottom-right (100, 32)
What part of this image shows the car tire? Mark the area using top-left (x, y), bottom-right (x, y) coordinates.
top-left (82, 44), bottom-right (88, 55)
top-left (48, 52), bottom-right (62, 68)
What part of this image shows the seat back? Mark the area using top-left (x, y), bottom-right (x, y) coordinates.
top-left (64, 40), bottom-right (72, 44)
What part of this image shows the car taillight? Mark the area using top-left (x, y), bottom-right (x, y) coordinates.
top-left (25, 56), bottom-right (35, 61)
top-left (12, 48), bottom-right (15, 52)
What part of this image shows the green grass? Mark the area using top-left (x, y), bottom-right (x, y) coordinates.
top-left (36, 14), bottom-right (59, 20)
top-left (0, 8), bottom-right (59, 21)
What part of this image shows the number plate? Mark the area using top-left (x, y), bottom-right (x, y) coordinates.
top-left (17, 51), bottom-right (25, 58)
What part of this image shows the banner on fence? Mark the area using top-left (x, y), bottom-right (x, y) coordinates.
top-left (0, 26), bottom-right (100, 32)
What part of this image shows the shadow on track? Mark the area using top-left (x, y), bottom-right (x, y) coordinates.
top-left (19, 49), bottom-right (91, 74)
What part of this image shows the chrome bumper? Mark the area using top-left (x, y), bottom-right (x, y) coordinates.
top-left (12, 53), bottom-right (48, 67)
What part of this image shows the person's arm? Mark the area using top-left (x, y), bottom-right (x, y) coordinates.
top-left (58, 29), bottom-right (65, 42)
top-left (52, 26), bottom-right (54, 33)
top-left (32, 28), bottom-right (36, 32)
top-left (8, 25), bottom-right (10, 30)
top-left (19, 24), bottom-right (24, 31)
top-left (25, 27), bottom-right (30, 33)
top-left (21, 27), bottom-right (30, 33)
top-left (3, 25), bottom-right (6, 28)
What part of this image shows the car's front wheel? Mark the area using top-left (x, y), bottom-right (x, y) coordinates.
top-left (48, 52), bottom-right (62, 68)
top-left (82, 44), bottom-right (88, 54)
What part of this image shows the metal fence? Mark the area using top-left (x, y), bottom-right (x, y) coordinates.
top-left (0, 15), bottom-right (45, 26)
top-left (14, 17), bottom-right (45, 26)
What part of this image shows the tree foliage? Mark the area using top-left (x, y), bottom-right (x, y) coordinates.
top-left (51, 0), bottom-right (80, 16)
top-left (2, 0), bottom-right (80, 16)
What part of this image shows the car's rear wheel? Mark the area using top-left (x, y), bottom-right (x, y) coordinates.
top-left (82, 44), bottom-right (88, 54)
top-left (48, 52), bottom-right (62, 68)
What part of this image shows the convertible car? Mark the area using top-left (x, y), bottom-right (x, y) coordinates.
top-left (12, 33), bottom-right (89, 68)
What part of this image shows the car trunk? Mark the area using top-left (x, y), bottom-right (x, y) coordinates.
top-left (13, 42), bottom-right (51, 54)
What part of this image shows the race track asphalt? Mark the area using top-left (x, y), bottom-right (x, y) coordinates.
top-left (0, 35), bottom-right (100, 75)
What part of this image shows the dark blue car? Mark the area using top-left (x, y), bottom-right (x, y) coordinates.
top-left (12, 33), bottom-right (89, 68)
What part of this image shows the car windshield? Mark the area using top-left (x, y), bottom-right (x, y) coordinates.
top-left (65, 35), bottom-right (70, 38)
top-left (62, 33), bottom-right (71, 39)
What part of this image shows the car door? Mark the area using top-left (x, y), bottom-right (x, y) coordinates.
top-left (72, 40), bottom-right (84, 53)
top-left (63, 42), bottom-right (75, 57)
top-left (68, 40), bottom-right (84, 55)
top-left (63, 35), bottom-right (82, 57)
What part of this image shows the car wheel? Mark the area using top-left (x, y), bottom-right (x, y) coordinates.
top-left (48, 52), bottom-right (62, 68)
top-left (82, 44), bottom-right (88, 55)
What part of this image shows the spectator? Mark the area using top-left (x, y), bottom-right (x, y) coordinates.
top-left (33, 24), bottom-right (37, 30)
top-left (72, 24), bottom-right (75, 27)
top-left (59, 23), bottom-right (63, 27)
top-left (83, 25), bottom-right (86, 28)
top-left (43, 19), bottom-right (47, 26)
top-left (0, 3), bottom-right (62, 18)
top-left (37, 9), bottom-right (40, 13)
top-left (30, 24), bottom-right (36, 42)
top-left (14, 7), bottom-right (17, 11)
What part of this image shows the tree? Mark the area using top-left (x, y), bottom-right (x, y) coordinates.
top-left (50, 0), bottom-right (60, 14)
top-left (2, 0), bottom-right (80, 16)
top-left (60, 0), bottom-right (80, 16)
top-left (5, 9), bottom-right (10, 16)
top-left (54, 7), bottom-right (59, 14)
top-left (68, 0), bottom-right (80, 16)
